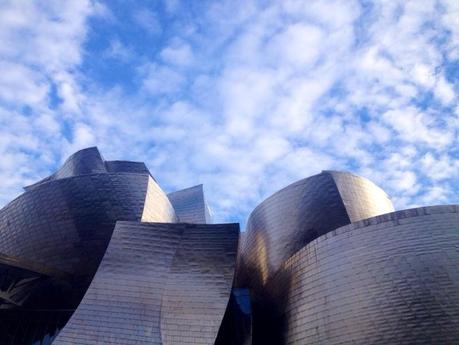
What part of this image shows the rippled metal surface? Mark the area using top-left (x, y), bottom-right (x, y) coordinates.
top-left (53, 221), bottom-right (239, 345)
top-left (2, 147), bottom-right (457, 345)
top-left (271, 206), bottom-right (459, 344)
top-left (0, 147), bottom-right (177, 345)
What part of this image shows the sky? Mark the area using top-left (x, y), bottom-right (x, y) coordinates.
top-left (0, 0), bottom-right (458, 226)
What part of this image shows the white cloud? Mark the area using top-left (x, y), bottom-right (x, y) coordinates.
top-left (140, 63), bottom-right (186, 94)
top-left (160, 40), bottom-right (194, 66)
top-left (0, 0), bottom-right (458, 225)
top-left (267, 23), bottom-right (323, 69)
top-left (382, 108), bottom-right (453, 147)
top-left (434, 76), bottom-right (455, 105)
top-left (0, 1), bottom-right (104, 205)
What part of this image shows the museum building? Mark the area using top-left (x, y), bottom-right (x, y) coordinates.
top-left (0, 147), bottom-right (457, 344)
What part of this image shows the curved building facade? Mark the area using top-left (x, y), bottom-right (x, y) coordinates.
top-left (54, 221), bottom-right (239, 345)
top-left (0, 147), bottom-right (458, 345)
top-left (0, 150), bottom-right (176, 277)
top-left (238, 170), bottom-right (394, 288)
top-left (270, 205), bottom-right (459, 344)
top-left (0, 148), bottom-right (239, 345)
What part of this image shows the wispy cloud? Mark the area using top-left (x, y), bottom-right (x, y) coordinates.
top-left (0, 0), bottom-right (458, 226)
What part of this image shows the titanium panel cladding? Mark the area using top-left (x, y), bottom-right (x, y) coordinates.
top-left (54, 221), bottom-right (239, 345)
top-left (0, 173), bottom-right (153, 275)
top-left (168, 184), bottom-right (212, 223)
top-left (23, 147), bottom-right (106, 191)
top-left (327, 170), bottom-right (394, 222)
top-left (274, 205), bottom-right (459, 345)
top-left (0, 149), bottom-right (176, 276)
top-left (238, 171), bottom-right (394, 288)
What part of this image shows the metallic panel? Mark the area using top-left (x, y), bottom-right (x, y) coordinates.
top-left (105, 160), bottom-right (151, 175)
top-left (24, 147), bottom-right (106, 191)
top-left (0, 148), bottom-right (177, 345)
top-left (142, 176), bottom-right (178, 222)
top-left (1, 146), bottom-right (176, 276)
top-left (160, 223), bottom-right (237, 344)
top-left (237, 171), bottom-right (394, 288)
top-left (327, 170), bottom-right (394, 222)
top-left (0, 173), bottom-right (165, 275)
top-left (53, 221), bottom-right (239, 345)
top-left (168, 184), bottom-right (212, 223)
top-left (0, 147), bottom-right (179, 345)
top-left (271, 205), bottom-right (459, 344)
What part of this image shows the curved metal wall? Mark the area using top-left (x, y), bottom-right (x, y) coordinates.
top-left (53, 221), bottom-right (239, 345)
top-left (238, 171), bottom-right (394, 288)
top-left (0, 147), bottom-right (179, 345)
top-left (160, 223), bottom-right (237, 344)
top-left (104, 160), bottom-right (151, 175)
top-left (142, 176), bottom-right (178, 222)
top-left (327, 170), bottom-right (394, 222)
top-left (0, 173), bottom-right (176, 276)
top-left (270, 205), bottom-right (459, 344)
top-left (24, 147), bottom-right (106, 191)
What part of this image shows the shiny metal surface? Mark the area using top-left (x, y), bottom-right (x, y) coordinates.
top-left (0, 147), bottom-right (177, 345)
top-left (54, 221), bottom-right (239, 345)
top-left (238, 171), bottom-right (394, 288)
top-left (1, 147), bottom-right (457, 344)
top-left (168, 184), bottom-right (212, 223)
top-left (23, 147), bottom-right (106, 191)
top-left (271, 205), bottom-right (459, 344)
top-left (0, 173), bottom-right (175, 275)
top-left (327, 170), bottom-right (394, 222)
top-left (0, 147), bottom-right (176, 276)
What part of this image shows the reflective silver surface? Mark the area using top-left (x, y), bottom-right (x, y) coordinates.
top-left (272, 205), bottom-right (459, 344)
top-left (0, 147), bottom-right (177, 344)
top-left (1, 147), bottom-right (457, 345)
top-left (54, 221), bottom-right (239, 345)
top-left (237, 170), bottom-right (394, 288)
top-left (168, 184), bottom-right (212, 223)
top-left (0, 173), bottom-right (176, 276)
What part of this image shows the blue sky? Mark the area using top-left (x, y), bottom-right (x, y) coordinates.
top-left (0, 0), bottom-right (458, 225)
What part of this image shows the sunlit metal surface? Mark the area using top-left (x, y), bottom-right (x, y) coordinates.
top-left (53, 221), bottom-right (239, 345)
top-left (237, 171), bottom-right (394, 289)
top-left (168, 184), bottom-right (213, 223)
top-left (327, 170), bottom-right (394, 222)
top-left (1, 147), bottom-right (457, 344)
top-left (0, 147), bottom-right (177, 345)
top-left (270, 205), bottom-right (459, 344)
top-left (24, 147), bottom-right (156, 192)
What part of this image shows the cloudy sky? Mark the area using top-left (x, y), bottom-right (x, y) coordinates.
top-left (1, 0), bottom-right (458, 225)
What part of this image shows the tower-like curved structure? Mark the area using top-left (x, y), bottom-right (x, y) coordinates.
top-left (237, 170), bottom-right (394, 289)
